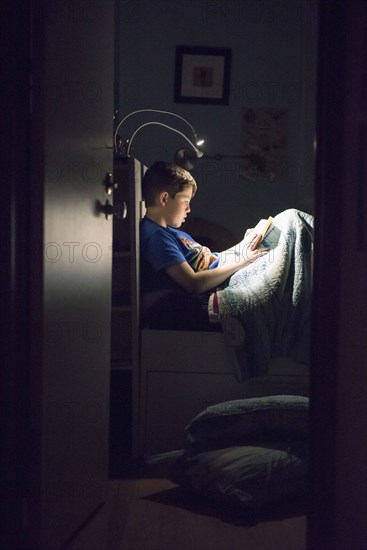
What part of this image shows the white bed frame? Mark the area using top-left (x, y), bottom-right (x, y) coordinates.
top-left (126, 158), bottom-right (309, 457)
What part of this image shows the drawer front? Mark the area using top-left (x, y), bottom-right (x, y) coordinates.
top-left (144, 371), bottom-right (246, 453)
top-left (141, 329), bottom-right (238, 374)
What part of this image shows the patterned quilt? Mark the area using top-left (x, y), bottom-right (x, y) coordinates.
top-left (208, 209), bottom-right (314, 380)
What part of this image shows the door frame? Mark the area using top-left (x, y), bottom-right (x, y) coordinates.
top-left (3, 1), bottom-right (366, 548)
top-left (0, 1), bottom-right (33, 548)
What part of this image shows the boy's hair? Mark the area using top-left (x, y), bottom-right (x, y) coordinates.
top-left (142, 161), bottom-right (197, 207)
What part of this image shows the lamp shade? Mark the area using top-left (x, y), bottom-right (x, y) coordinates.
top-left (174, 148), bottom-right (201, 171)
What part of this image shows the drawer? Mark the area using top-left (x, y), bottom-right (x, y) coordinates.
top-left (141, 329), bottom-right (237, 374)
top-left (144, 371), bottom-right (247, 453)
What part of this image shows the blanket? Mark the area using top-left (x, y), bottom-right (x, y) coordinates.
top-left (208, 209), bottom-right (314, 380)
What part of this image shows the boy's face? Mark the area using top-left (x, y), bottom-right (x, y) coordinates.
top-left (164, 187), bottom-right (193, 228)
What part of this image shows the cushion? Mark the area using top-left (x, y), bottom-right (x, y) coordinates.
top-left (146, 395), bottom-right (309, 510)
top-left (182, 444), bottom-right (308, 509)
top-left (184, 395), bottom-right (309, 452)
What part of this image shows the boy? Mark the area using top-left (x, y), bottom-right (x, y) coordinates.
top-left (140, 161), bottom-right (268, 329)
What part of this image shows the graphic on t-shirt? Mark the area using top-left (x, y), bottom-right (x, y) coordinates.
top-left (179, 236), bottom-right (218, 271)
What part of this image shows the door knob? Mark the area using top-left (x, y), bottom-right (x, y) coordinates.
top-left (97, 199), bottom-right (127, 220)
top-left (112, 201), bottom-right (128, 220)
top-left (104, 173), bottom-right (118, 195)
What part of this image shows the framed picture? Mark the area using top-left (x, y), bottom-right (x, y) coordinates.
top-left (174, 46), bottom-right (231, 105)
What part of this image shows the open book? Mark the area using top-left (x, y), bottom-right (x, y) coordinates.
top-left (219, 216), bottom-right (274, 266)
top-left (244, 216), bottom-right (274, 248)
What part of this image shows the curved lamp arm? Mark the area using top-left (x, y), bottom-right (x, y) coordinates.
top-left (126, 121), bottom-right (204, 159)
top-left (114, 108), bottom-right (204, 153)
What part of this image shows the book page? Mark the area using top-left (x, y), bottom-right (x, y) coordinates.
top-left (243, 216), bottom-right (273, 246)
top-left (218, 216), bottom-right (273, 265)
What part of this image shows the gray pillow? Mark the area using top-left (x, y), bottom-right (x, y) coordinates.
top-left (184, 395), bottom-right (309, 452)
top-left (182, 444), bottom-right (308, 509)
top-left (146, 395), bottom-right (309, 510)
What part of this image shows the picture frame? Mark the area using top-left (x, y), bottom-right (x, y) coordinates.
top-left (174, 46), bottom-right (231, 105)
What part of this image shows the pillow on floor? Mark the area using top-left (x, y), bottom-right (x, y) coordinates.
top-left (182, 444), bottom-right (308, 509)
top-left (184, 395), bottom-right (309, 452)
top-left (146, 396), bottom-right (309, 510)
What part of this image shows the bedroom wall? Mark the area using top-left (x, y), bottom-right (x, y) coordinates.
top-left (116, 0), bottom-right (318, 239)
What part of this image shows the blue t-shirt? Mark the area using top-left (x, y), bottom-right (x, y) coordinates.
top-left (140, 218), bottom-right (223, 330)
top-left (140, 217), bottom-right (219, 294)
top-left (141, 217), bottom-right (219, 270)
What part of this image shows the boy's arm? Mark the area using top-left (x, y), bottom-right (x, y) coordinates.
top-left (165, 234), bottom-right (268, 294)
top-left (217, 232), bottom-right (262, 266)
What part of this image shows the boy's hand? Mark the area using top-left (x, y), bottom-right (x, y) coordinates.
top-left (250, 233), bottom-right (263, 250)
top-left (241, 234), bottom-right (269, 264)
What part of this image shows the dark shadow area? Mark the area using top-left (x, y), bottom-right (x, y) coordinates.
top-left (141, 483), bottom-right (308, 527)
top-left (109, 370), bottom-right (132, 479)
top-left (110, 455), bottom-right (308, 526)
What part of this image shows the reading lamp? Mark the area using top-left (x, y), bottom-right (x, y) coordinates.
top-left (114, 109), bottom-right (204, 171)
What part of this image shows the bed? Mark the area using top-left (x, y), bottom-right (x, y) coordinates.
top-left (125, 158), bottom-right (311, 456)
